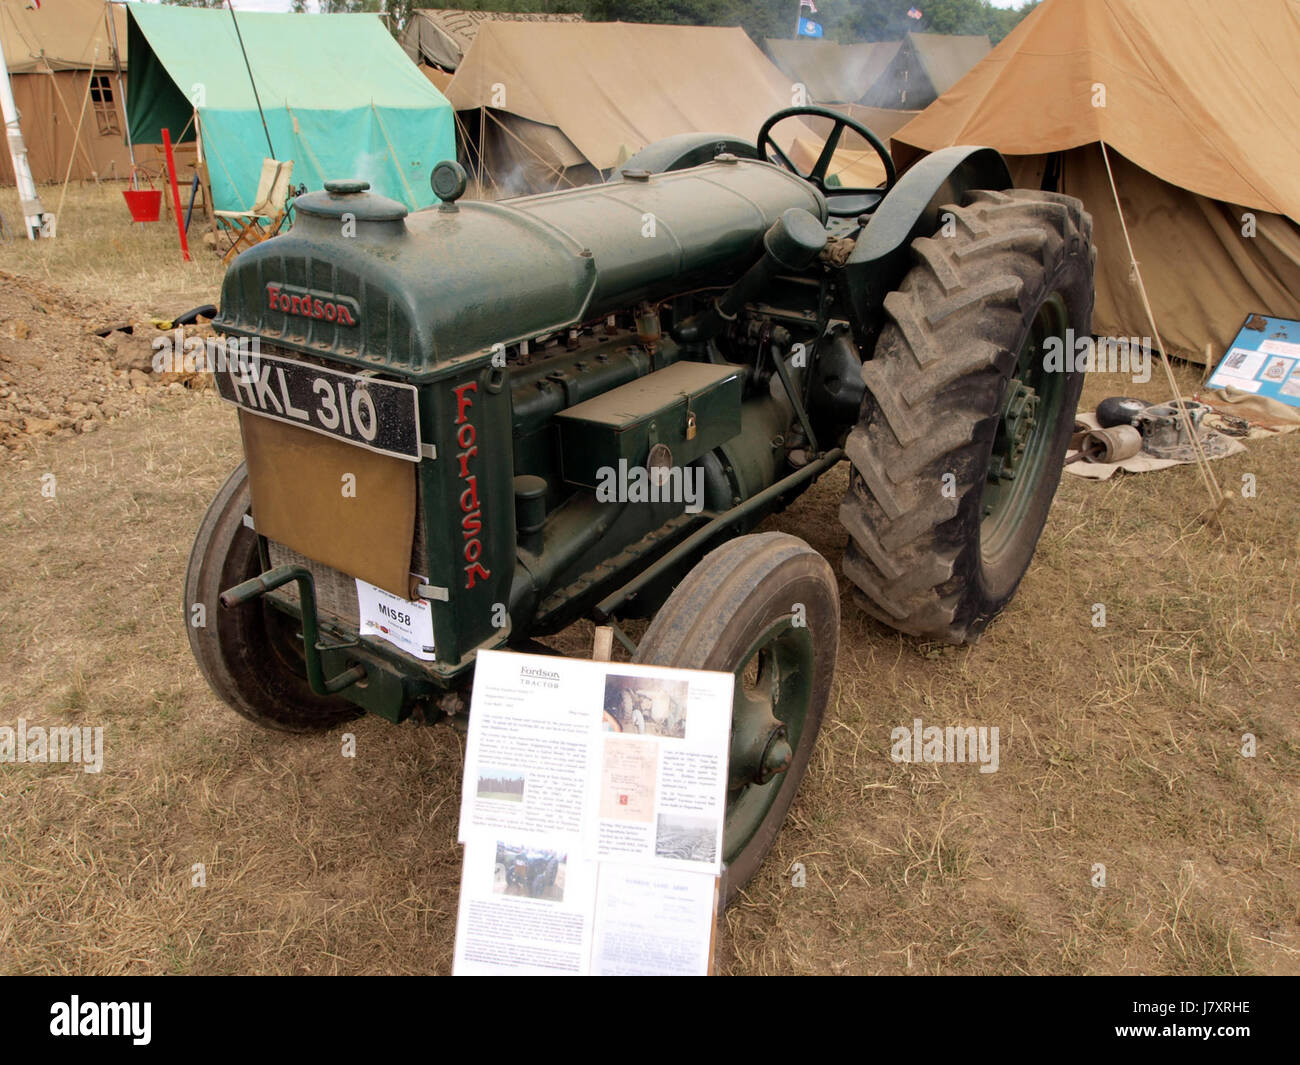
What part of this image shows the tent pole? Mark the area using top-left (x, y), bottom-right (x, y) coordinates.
top-left (473, 108), bottom-right (485, 193)
top-left (105, 1), bottom-right (136, 183)
top-left (163, 127), bottom-right (191, 262)
top-left (0, 31), bottom-right (47, 238)
top-left (225, 0), bottom-right (275, 158)
top-left (57, 53), bottom-right (98, 222)
top-left (193, 109), bottom-right (215, 232)
top-left (40, 59), bottom-right (100, 182)
top-left (471, 106), bottom-right (486, 194)
top-left (71, 51), bottom-right (104, 187)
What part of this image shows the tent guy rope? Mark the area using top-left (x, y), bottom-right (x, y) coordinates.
top-left (1099, 140), bottom-right (1228, 516)
top-left (55, 46), bottom-right (98, 222)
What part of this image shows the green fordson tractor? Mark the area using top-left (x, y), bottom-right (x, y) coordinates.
top-left (187, 107), bottom-right (1094, 897)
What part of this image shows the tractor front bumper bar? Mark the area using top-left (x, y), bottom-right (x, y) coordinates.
top-left (220, 564), bottom-right (368, 697)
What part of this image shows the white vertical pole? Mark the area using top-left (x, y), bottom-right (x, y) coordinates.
top-left (105, 0), bottom-right (136, 180)
top-left (0, 31), bottom-right (48, 239)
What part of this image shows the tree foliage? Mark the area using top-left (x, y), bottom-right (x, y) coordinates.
top-left (387, 0), bottom-right (1038, 44)
top-left (194, 0), bottom-right (1037, 47)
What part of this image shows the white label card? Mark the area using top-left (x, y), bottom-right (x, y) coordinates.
top-left (1259, 338), bottom-right (1300, 358)
top-left (355, 578), bottom-right (436, 661)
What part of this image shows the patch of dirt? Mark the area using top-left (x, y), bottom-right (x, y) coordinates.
top-left (0, 269), bottom-right (215, 452)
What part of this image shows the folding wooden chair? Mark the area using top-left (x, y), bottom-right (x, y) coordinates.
top-left (215, 158), bottom-right (295, 264)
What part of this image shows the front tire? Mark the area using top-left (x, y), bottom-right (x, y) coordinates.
top-left (841, 189), bottom-right (1095, 643)
top-left (634, 532), bottom-right (838, 903)
top-left (184, 464), bottom-right (360, 732)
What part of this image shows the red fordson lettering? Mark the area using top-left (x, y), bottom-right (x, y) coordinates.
top-left (266, 283), bottom-right (359, 326)
top-left (454, 381), bottom-right (491, 590)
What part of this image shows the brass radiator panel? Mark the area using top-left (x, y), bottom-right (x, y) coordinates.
top-left (240, 410), bottom-right (416, 598)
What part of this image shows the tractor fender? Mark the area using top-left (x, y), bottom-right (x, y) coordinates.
top-left (842, 145), bottom-right (1013, 352)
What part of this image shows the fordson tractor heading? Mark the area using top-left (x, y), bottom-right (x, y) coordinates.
top-left (187, 108), bottom-right (1094, 896)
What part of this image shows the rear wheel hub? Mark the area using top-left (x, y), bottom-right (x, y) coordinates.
top-left (988, 379), bottom-right (1040, 486)
top-left (979, 291), bottom-right (1070, 558)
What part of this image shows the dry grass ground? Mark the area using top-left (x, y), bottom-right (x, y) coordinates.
top-left (738, 368), bottom-right (1300, 975)
top-left (1, 185), bottom-right (1297, 975)
top-left (0, 181), bottom-right (225, 310)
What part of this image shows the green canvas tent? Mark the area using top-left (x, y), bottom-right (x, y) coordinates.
top-left (125, 4), bottom-right (455, 214)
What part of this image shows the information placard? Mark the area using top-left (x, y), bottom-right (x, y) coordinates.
top-left (1206, 314), bottom-right (1300, 407)
top-left (452, 650), bottom-right (733, 976)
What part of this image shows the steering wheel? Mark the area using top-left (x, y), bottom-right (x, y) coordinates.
top-left (756, 106), bottom-right (898, 218)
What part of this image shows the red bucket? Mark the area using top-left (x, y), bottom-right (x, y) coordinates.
top-left (123, 188), bottom-right (163, 222)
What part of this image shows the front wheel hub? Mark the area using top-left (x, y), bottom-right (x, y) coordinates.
top-left (730, 700), bottom-right (788, 790)
top-left (757, 728), bottom-right (792, 784)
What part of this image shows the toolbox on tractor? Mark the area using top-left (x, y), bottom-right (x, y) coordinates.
top-left (555, 361), bottom-right (743, 488)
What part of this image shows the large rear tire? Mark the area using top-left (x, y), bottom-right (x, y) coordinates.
top-left (841, 189), bottom-right (1095, 644)
top-left (634, 532), bottom-right (838, 903)
top-left (184, 464), bottom-right (360, 732)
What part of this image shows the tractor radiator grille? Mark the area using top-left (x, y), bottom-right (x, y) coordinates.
top-left (264, 493), bottom-right (429, 629)
top-left (246, 341), bottom-right (429, 627)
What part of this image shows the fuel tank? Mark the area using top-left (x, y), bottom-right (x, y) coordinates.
top-left (213, 159), bottom-right (827, 378)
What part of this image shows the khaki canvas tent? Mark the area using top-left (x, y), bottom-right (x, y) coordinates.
top-left (805, 103), bottom-right (919, 150)
top-left (0, 0), bottom-right (132, 184)
top-left (763, 38), bottom-right (900, 105)
top-left (862, 31), bottom-right (990, 110)
top-left (402, 8), bottom-right (583, 73)
top-left (447, 21), bottom-right (818, 197)
top-left (892, 0), bottom-right (1300, 364)
top-left (787, 104), bottom-right (922, 190)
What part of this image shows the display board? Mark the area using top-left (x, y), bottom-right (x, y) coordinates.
top-left (453, 650), bottom-right (733, 976)
top-left (1206, 315), bottom-right (1300, 407)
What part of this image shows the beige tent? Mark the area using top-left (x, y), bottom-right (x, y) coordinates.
top-left (418, 64), bottom-right (454, 95)
top-left (402, 8), bottom-right (583, 73)
top-left (789, 105), bottom-right (921, 190)
top-left (892, 0), bottom-right (1300, 364)
top-left (791, 137), bottom-right (889, 189)
top-left (862, 31), bottom-right (990, 109)
top-left (0, 0), bottom-right (131, 184)
top-left (764, 38), bottom-right (901, 105)
top-left (806, 103), bottom-right (920, 147)
top-left (447, 21), bottom-right (815, 196)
